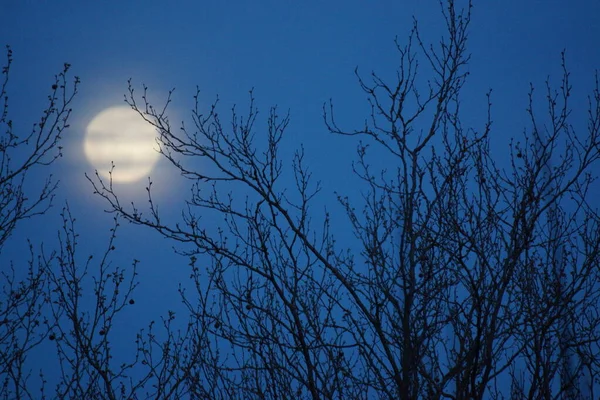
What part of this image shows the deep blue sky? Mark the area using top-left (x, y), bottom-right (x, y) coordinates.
top-left (1, 0), bottom-right (600, 392)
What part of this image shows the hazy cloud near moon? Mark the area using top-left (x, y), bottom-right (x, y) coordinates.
top-left (84, 106), bottom-right (160, 183)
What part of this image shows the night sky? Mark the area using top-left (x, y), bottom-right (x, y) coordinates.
top-left (1, 0), bottom-right (600, 395)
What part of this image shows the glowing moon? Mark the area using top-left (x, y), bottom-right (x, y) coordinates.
top-left (84, 106), bottom-right (160, 183)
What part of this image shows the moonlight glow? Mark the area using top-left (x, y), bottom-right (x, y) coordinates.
top-left (84, 106), bottom-right (160, 183)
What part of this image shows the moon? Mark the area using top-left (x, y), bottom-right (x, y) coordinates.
top-left (84, 106), bottom-right (160, 183)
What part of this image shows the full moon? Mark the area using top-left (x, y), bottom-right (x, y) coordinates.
top-left (84, 106), bottom-right (160, 183)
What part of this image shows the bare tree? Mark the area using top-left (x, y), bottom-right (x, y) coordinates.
top-left (0, 46), bottom-right (78, 399)
top-left (0, 46), bottom-right (78, 249)
top-left (41, 199), bottom-right (259, 399)
top-left (505, 57), bottom-right (600, 400)
top-left (0, 0), bottom-right (588, 399)
top-left (0, 48), bottom-right (229, 400)
top-left (89, 0), bottom-right (600, 398)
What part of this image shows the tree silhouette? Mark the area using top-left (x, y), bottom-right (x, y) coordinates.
top-left (88, 1), bottom-right (600, 398)
top-left (0, 45), bottom-right (79, 399)
top-left (3, 0), bottom-right (600, 398)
